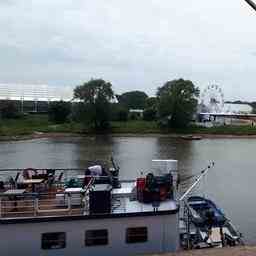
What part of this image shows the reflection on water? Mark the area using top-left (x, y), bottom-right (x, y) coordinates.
top-left (0, 136), bottom-right (255, 244)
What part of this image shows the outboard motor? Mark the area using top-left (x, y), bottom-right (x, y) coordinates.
top-left (205, 208), bottom-right (215, 228)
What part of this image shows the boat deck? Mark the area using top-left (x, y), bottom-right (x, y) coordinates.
top-left (0, 181), bottom-right (179, 221)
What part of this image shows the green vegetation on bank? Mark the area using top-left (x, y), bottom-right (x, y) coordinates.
top-left (0, 115), bottom-right (82, 136)
top-left (1, 114), bottom-right (256, 137)
top-left (0, 78), bottom-right (203, 135)
top-left (112, 122), bottom-right (256, 135)
top-left (1, 78), bottom-right (256, 138)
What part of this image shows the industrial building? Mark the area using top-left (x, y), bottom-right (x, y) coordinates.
top-left (0, 84), bottom-right (74, 112)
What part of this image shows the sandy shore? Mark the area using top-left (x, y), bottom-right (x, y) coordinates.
top-left (1, 132), bottom-right (256, 142)
top-left (152, 246), bottom-right (256, 256)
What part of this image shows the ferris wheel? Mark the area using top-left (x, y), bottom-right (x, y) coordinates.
top-left (201, 85), bottom-right (225, 113)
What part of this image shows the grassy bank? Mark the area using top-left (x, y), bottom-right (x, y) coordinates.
top-left (0, 115), bottom-right (160, 135)
top-left (1, 114), bottom-right (256, 137)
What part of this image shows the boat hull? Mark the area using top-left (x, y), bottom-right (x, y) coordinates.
top-left (0, 213), bottom-right (179, 256)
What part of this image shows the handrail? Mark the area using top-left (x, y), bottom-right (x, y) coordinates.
top-left (0, 167), bottom-right (118, 173)
top-left (0, 168), bottom-right (88, 172)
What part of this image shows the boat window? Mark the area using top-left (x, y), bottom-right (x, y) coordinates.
top-left (41, 232), bottom-right (66, 250)
top-left (85, 229), bottom-right (108, 246)
top-left (126, 227), bottom-right (148, 243)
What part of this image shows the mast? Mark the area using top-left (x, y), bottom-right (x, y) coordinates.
top-left (243, 0), bottom-right (256, 12)
top-left (179, 162), bottom-right (214, 202)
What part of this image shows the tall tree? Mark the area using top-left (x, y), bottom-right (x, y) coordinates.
top-left (145, 97), bottom-right (157, 109)
top-left (117, 91), bottom-right (148, 109)
top-left (74, 79), bottom-right (114, 130)
top-left (157, 79), bottom-right (199, 128)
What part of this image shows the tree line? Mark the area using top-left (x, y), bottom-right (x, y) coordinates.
top-left (0, 78), bottom-right (200, 130)
top-left (67, 78), bottom-right (199, 130)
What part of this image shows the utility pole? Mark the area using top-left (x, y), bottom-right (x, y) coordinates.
top-left (244, 0), bottom-right (256, 11)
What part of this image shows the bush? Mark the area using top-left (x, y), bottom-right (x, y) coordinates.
top-left (48, 101), bottom-right (71, 123)
top-left (71, 102), bottom-right (87, 122)
top-left (118, 109), bottom-right (128, 121)
top-left (129, 113), bottom-right (139, 120)
top-left (143, 108), bottom-right (156, 121)
top-left (0, 101), bottom-right (20, 119)
top-left (110, 104), bottom-right (128, 122)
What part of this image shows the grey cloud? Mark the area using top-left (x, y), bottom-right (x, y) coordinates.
top-left (0, 0), bottom-right (15, 5)
top-left (0, 0), bottom-right (255, 99)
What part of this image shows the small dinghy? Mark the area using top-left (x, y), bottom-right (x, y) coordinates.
top-left (180, 135), bottom-right (202, 140)
top-left (187, 196), bottom-right (226, 227)
top-left (179, 164), bottom-right (243, 249)
top-left (180, 196), bottom-right (243, 249)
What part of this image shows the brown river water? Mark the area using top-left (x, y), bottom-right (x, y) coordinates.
top-left (0, 136), bottom-right (255, 244)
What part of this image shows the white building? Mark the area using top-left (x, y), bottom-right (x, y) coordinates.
top-left (223, 103), bottom-right (253, 114)
top-left (129, 109), bottom-right (144, 118)
top-left (0, 83), bottom-right (74, 102)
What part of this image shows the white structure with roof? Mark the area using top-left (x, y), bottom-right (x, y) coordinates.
top-left (129, 109), bottom-right (144, 118)
top-left (0, 84), bottom-right (74, 102)
top-left (223, 103), bottom-right (253, 114)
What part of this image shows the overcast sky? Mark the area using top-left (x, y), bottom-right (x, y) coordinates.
top-left (0, 0), bottom-right (255, 100)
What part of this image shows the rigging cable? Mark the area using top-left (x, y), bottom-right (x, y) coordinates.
top-left (179, 161), bottom-right (214, 202)
top-left (179, 163), bottom-right (215, 183)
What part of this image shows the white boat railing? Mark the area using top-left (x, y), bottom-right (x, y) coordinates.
top-left (0, 177), bottom-right (96, 219)
top-left (0, 192), bottom-right (91, 218)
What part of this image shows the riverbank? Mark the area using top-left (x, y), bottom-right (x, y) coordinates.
top-left (2, 114), bottom-right (256, 141)
top-left (2, 131), bottom-right (256, 142)
top-left (156, 246), bottom-right (256, 256)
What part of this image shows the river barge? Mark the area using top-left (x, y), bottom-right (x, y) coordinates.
top-left (0, 159), bottom-right (243, 255)
top-left (0, 160), bottom-right (180, 256)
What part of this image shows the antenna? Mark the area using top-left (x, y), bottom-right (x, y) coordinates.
top-left (244, 0), bottom-right (256, 12)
